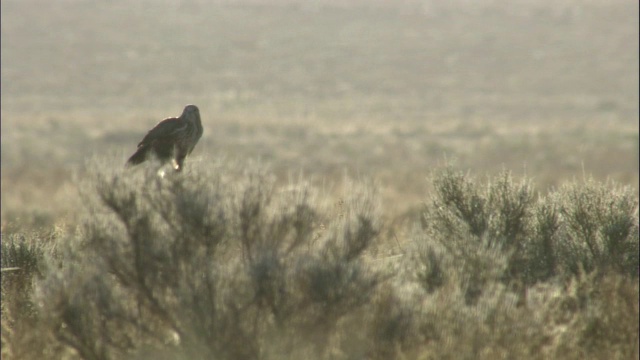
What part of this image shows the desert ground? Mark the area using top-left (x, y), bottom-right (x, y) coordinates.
top-left (2, 0), bottom-right (637, 231)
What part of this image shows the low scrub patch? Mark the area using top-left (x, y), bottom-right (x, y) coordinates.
top-left (1, 160), bottom-right (637, 359)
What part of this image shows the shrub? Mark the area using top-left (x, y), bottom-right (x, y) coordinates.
top-left (1, 230), bottom-right (59, 359)
top-left (419, 168), bottom-right (532, 302)
top-left (555, 180), bottom-right (639, 277)
top-left (33, 159), bottom-right (384, 359)
top-left (417, 168), bottom-right (638, 299)
top-left (2, 161), bottom-right (637, 360)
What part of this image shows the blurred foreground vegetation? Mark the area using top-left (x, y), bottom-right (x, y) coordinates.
top-left (2, 158), bottom-right (638, 359)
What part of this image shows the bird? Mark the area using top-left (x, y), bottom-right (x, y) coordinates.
top-left (126, 105), bottom-right (203, 172)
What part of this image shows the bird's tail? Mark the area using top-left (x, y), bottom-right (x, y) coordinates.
top-left (126, 147), bottom-right (148, 167)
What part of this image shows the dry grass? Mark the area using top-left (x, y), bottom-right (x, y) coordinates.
top-left (1, 0), bottom-right (638, 230)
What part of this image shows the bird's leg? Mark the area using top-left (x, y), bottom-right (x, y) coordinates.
top-left (171, 159), bottom-right (180, 171)
top-left (174, 156), bottom-right (186, 172)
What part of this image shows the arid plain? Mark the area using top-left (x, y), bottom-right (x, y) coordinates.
top-left (2, 0), bottom-right (638, 229)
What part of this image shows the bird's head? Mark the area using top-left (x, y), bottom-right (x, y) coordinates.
top-left (182, 104), bottom-right (200, 117)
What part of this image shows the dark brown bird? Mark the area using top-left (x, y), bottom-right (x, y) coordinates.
top-left (126, 105), bottom-right (203, 172)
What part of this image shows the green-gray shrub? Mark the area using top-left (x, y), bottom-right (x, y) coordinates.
top-left (3, 161), bottom-right (637, 360)
top-left (555, 180), bottom-right (639, 277)
top-left (33, 159), bottom-right (383, 360)
top-left (417, 168), bottom-right (638, 299)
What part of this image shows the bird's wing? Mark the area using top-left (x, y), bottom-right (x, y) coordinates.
top-left (137, 117), bottom-right (187, 147)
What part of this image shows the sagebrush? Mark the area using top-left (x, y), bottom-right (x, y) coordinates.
top-left (1, 160), bottom-right (638, 359)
